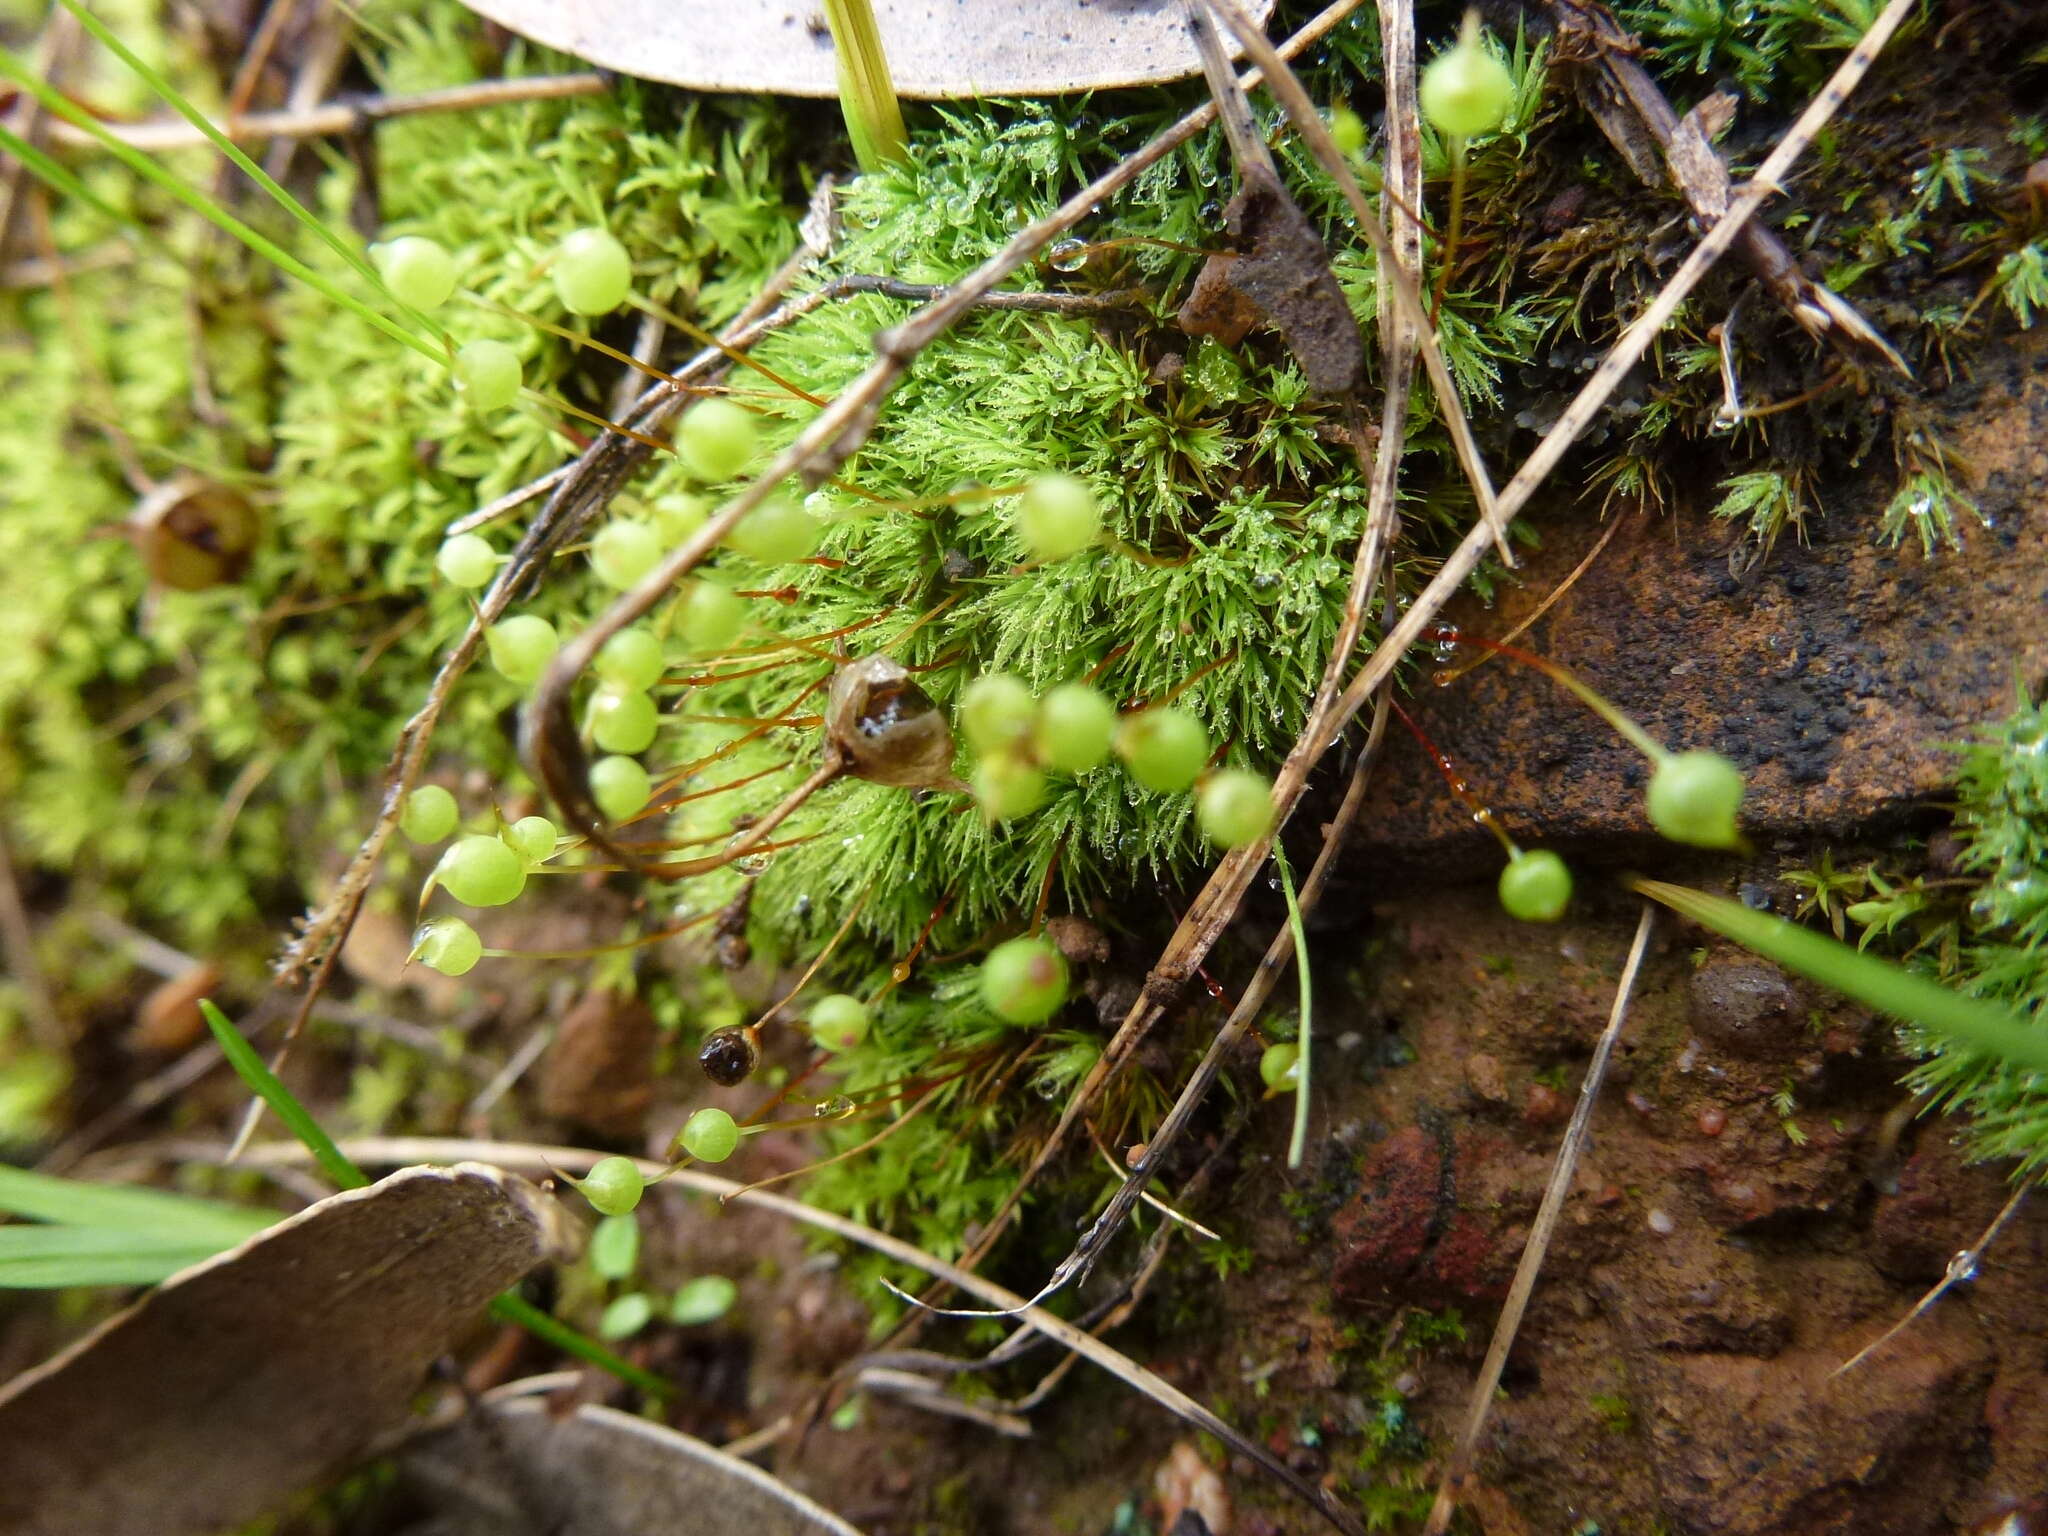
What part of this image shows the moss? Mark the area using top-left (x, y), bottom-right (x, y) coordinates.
top-left (1901, 683), bottom-right (2048, 1178)
top-left (7, 0), bottom-right (2048, 1242)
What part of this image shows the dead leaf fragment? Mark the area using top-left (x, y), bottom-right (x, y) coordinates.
top-left (0, 1163), bottom-right (575, 1536)
top-left (458, 0), bottom-right (1273, 98)
top-left (1177, 161), bottom-right (1366, 398)
top-left (399, 1396), bottom-right (864, 1535)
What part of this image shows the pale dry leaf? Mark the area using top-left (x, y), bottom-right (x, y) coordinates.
top-left (398, 1397), bottom-right (865, 1536)
top-left (459, 0), bottom-right (1274, 97)
top-left (0, 1164), bottom-right (577, 1536)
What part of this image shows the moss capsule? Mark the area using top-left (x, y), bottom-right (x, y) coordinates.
top-left (1498, 848), bottom-right (1572, 922)
top-left (1645, 751), bottom-right (1746, 849)
top-left (810, 994), bottom-right (871, 1051)
top-left (680, 1106), bottom-right (741, 1163)
top-left (590, 755), bottom-right (652, 823)
top-left (1034, 682), bottom-right (1116, 774)
top-left (580, 1155), bottom-right (644, 1216)
top-left (401, 784), bottom-right (459, 844)
top-left (979, 936), bottom-right (1069, 1024)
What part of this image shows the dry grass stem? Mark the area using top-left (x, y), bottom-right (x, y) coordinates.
top-left (1423, 902), bottom-right (1657, 1535)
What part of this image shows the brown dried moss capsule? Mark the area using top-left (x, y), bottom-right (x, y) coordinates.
top-left (697, 1024), bottom-right (761, 1086)
top-left (130, 473), bottom-right (259, 590)
top-left (823, 654), bottom-right (962, 789)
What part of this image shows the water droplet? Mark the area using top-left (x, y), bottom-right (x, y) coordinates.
top-left (1046, 238), bottom-right (1088, 273)
top-left (1946, 1250), bottom-right (1979, 1283)
top-left (1433, 631), bottom-right (1461, 665)
top-left (814, 1095), bottom-right (856, 1120)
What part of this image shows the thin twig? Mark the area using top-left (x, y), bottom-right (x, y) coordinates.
top-left (189, 1134), bottom-right (1369, 1536)
top-left (46, 72), bottom-right (610, 151)
top-left (443, 465), bottom-right (574, 538)
top-left (1423, 903), bottom-right (1656, 1535)
top-left (1833, 1181), bottom-right (2032, 1376)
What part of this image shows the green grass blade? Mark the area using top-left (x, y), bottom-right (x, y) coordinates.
top-left (0, 46), bottom-right (441, 365)
top-left (488, 1292), bottom-right (673, 1398)
top-left (0, 1226), bottom-right (225, 1288)
top-left (56, 0), bottom-right (399, 305)
top-left (0, 1163), bottom-right (270, 1246)
top-left (1629, 879), bottom-right (2048, 1072)
top-left (1276, 843), bottom-right (1315, 1170)
top-left (200, 1000), bottom-right (369, 1190)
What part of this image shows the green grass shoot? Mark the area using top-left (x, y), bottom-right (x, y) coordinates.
top-left (201, 1000), bottom-right (368, 1190)
top-left (1628, 879), bottom-right (2048, 1073)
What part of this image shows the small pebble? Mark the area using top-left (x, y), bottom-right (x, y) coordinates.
top-left (1647, 1208), bottom-right (1677, 1236)
top-left (1698, 1106), bottom-right (1728, 1137)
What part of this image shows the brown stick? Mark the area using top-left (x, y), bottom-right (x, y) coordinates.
top-left (46, 72), bottom-right (610, 151)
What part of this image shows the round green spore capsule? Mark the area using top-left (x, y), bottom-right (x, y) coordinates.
top-left (590, 519), bottom-right (663, 590)
top-left (677, 398), bottom-right (759, 482)
top-left (1115, 707), bottom-right (1210, 794)
top-left (596, 627), bottom-right (665, 691)
top-left (809, 994), bottom-right (871, 1052)
top-left (1498, 848), bottom-right (1573, 923)
top-left (960, 673), bottom-right (1035, 754)
top-left (680, 1106), bottom-right (740, 1163)
top-left (1645, 750), bottom-right (1746, 849)
top-left (552, 227), bottom-right (632, 315)
top-left (375, 235), bottom-right (457, 310)
top-left (1034, 682), bottom-right (1116, 773)
top-left (401, 784), bottom-right (459, 844)
top-left (435, 834), bottom-right (527, 907)
top-left (411, 916), bottom-right (482, 977)
top-left (1014, 473), bottom-right (1101, 561)
top-left (652, 492), bottom-right (709, 543)
top-left (1419, 29), bottom-right (1515, 138)
top-left (1259, 1041), bottom-right (1300, 1093)
top-left (974, 755), bottom-right (1047, 823)
top-left (580, 1155), bottom-right (644, 1216)
top-left (435, 533), bottom-right (498, 589)
top-left (486, 615), bottom-right (559, 684)
top-left (453, 339), bottom-right (521, 411)
top-left (503, 814), bottom-right (557, 864)
top-left (590, 755), bottom-right (652, 823)
top-left (979, 936), bottom-right (1070, 1024)
top-left (1197, 768), bottom-right (1274, 847)
top-left (725, 497), bottom-right (820, 564)
top-left (590, 686), bottom-right (660, 754)
top-left (1328, 104), bottom-right (1367, 157)
top-left (677, 580), bottom-right (746, 650)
